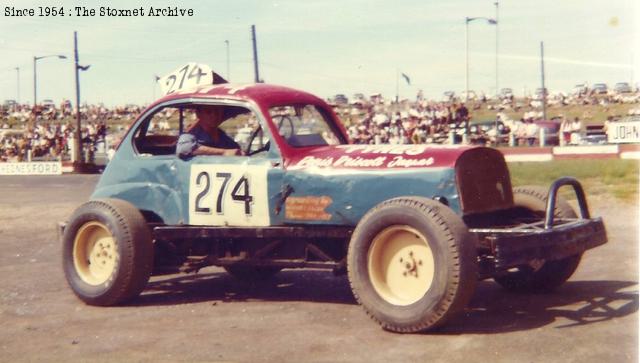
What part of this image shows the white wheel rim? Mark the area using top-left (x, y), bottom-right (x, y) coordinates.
top-left (73, 221), bottom-right (118, 285)
top-left (367, 225), bottom-right (435, 306)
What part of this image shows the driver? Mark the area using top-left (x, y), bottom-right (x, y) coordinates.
top-left (176, 106), bottom-right (242, 158)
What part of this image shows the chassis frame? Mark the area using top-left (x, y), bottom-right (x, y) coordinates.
top-left (87, 177), bottom-right (604, 279)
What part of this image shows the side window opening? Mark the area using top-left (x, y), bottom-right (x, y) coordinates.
top-left (134, 106), bottom-right (182, 155)
top-left (134, 104), bottom-right (268, 157)
top-left (269, 104), bottom-right (344, 147)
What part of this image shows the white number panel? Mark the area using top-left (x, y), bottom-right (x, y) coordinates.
top-left (159, 63), bottom-right (213, 96)
top-left (189, 164), bottom-right (270, 227)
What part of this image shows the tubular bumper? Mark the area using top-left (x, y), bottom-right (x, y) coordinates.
top-left (472, 177), bottom-right (608, 271)
top-left (479, 217), bottom-right (606, 269)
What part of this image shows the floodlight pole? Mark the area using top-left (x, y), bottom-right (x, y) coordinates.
top-left (33, 54), bottom-right (67, 106)
top-left (225, 40), bottom-right (230, 81)
top-left (540, 41), bottom-right (547, 121)
top-left (495, 1), bottom-right (499, 98)
top-left (465, 17), bottom-right (470, 103)
top-left (465, 17), bottom-right (496, 103)
top-left (15, 67), bottom-right (20, 102)
top-left (33, 58), bottom-right (36, 106)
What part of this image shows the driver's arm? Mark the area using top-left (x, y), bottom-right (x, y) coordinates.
top-left (176, 133), bottom-right (242, 158)
top-left (193, 145), bottom-right (242, 156)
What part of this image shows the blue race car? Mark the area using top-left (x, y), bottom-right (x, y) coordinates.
top-left (60, 80), bottom-right (607, 333)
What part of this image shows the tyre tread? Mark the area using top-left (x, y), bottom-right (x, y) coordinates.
top-left (347, 197), bottom-right (476, 333)
top-left (63, 198), bottom-right (153, 306)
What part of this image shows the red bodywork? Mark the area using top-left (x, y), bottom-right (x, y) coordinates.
top-left (147, 83), bottom-right (350, 162)
top-left (144, 83), bottom-right (484, 170)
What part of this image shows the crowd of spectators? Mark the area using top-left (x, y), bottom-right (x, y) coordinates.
top-left (335, 85), bottom-right (639, 147)
top-left (2, 101), bottom-right (142, 125)
top-left (1, 84), bottom-right (638, 163)
top-left (343, 98), bottom-right (471, 145)
top-left (1, 101), bottom-right (112, 162)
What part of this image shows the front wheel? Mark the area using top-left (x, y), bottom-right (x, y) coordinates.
top-left (347, 197), bottom-right (477, 333)
top-left (62, 198), bottom-right (153, 306)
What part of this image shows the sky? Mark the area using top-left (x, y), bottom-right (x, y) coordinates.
top-left (0, 0), bottom-right (638, 107)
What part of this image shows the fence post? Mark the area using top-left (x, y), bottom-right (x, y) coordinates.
top-left (69, 137), bottom-right (76, 163)
top-left (509, 133), bottom-right (515, 147)
top-left (448, 130), bottom-right (455, 144)
top-left (539, 127), bottom-right (546, 147)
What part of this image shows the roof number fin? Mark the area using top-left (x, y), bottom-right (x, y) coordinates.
top-left (158, 63), bottom-right (215, 96)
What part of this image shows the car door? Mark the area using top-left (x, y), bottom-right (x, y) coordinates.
top-left (176, 102), bottom-right (285, 227)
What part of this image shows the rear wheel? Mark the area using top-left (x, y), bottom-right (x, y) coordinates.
top-left (348, 197), bottom-right (477, 333)
top-left (494, 186), bottom-right (582, 292)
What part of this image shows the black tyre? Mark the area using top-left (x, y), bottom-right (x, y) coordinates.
top-left (494, 186), bottom-right (582, 292)
top-left (224, 265), bottom-right (282, 281)
top-left (347, 197), bottom-right (477, 333)
top-left (62, 198), bottom-right (154, 306)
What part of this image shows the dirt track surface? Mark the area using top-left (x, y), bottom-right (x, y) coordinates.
top-left (0, 175), bottom-right (637, 362)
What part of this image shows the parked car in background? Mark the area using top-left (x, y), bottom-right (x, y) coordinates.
top-left (499, 88), bottom-right (514, 100)
top-left (534, 88), bottom-right (548, 100)
top-left (572, 83), bottom-right (589, 97)
top-left (581, 124), bottom-right (607, 145)
top-left (332, 94), bottom-right (349, 105)
top-left (443, 91), bottom-right (456, 102)
top-left (534, 119), bottom-right (561, 146)
top-left (592, 83), bottom-right (608, 94)
top-left (614, 82), bottom-right (632, 94)
top-left (460, 90), bottom-right (477, 101)
top-left (42, 99), bottom-right (55, 109)
top-left (469, 119), bottom-right (510, 144)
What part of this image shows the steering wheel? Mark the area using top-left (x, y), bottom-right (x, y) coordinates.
top-left (245, 125), bottom-right (270, 156)
top-left (275, 116), bottom-right (295, 139)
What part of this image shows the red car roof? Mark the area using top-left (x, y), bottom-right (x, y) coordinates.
top-left (143, 83), bottom-right (349, 158)
top-left (151, 83), bottom-right (326, 109)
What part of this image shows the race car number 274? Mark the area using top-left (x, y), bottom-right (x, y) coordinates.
top-left (188, 164), bottom-right (270, 227)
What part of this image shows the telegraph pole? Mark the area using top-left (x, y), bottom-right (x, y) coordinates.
top-left (251, 25), bottom-right (261, 83)
top-left (74, 31), bottom-right (83, 166)
top-left (540, 41), bottom-right (547, 121)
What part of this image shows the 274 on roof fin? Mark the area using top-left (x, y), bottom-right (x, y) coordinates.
top-left (158, 63), bottom-right (226, 96)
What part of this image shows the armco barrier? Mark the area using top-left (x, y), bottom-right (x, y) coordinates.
top-left (499, 144), bottom-right (640, 162)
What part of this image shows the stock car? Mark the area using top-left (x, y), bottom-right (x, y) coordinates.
top-left (60, 81), bottom-right (607, 333)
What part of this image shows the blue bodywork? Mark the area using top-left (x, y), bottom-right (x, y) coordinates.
top-left (93, 95), bottom-right (463, 228)
top-left (93, 140), bottom-right (461, 227)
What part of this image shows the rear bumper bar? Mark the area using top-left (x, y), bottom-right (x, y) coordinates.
top-left (471, 177), bottom-right (608, 272)
top-left (473, 217), bottom-right (607, 269)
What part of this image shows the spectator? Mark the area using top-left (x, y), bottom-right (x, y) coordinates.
top-left (570, 117), bottom-right (582, 145)
top-left (560, 116), bottom-right (571, 146)
top-left (525, 120), bottom-right (539, 146)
